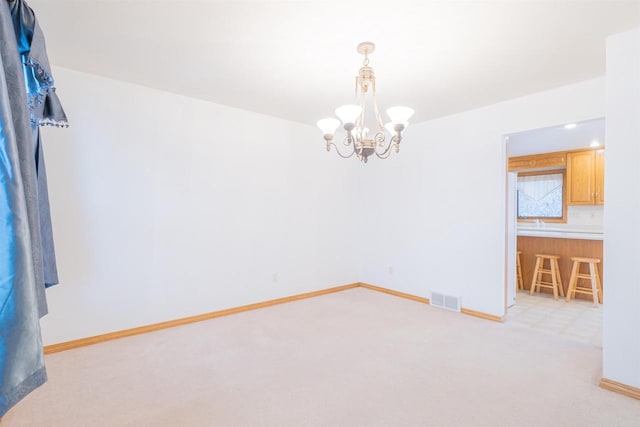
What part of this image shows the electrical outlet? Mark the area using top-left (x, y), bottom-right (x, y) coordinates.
top-left (272, 273), bottom-right (278, 283)
top-left (388, 266), bottom-right (394, 274)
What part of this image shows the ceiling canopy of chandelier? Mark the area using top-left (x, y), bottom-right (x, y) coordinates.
top-left (317, 42), bottom-right (414, 163)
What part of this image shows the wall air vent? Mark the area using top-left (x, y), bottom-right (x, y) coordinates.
top-left (430, 292), bottom-right (461, 312)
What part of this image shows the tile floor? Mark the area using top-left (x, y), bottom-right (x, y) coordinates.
top-left (506, 290), bottom-right (603, 347)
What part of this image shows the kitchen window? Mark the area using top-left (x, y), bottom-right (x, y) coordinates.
top-left (517, 171), bottom-right (566, 222)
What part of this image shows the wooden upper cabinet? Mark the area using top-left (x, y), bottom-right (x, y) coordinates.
top-left (594, 149), bottom-right (605, 204)
top-left (508, 152), bottom-right (566, 171)
top-left (567, 149), bottom-right (605, 205)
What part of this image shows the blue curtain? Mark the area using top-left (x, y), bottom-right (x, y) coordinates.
top-left (1, 0), bottom-right (67, 417)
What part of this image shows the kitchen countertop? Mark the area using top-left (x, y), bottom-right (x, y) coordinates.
top-left (517, 225), bottom-right (604, 240)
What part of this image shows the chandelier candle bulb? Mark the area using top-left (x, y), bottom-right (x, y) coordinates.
top-left (317, 42), bottom-right (414, 162)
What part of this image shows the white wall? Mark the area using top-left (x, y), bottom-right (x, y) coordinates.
top-left (39, 68), bottom-right (608, 344)
top-left (603, 28), bottom-right (640, 389)
top-left (357, 78), bottom-right (605, 316)
top-left (39, 68), bottom-right (360, 345)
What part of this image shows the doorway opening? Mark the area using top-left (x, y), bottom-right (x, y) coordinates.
top-left (504, 118), bottom-right (605, 347)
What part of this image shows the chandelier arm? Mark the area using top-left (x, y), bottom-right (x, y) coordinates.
top-left (374, 146), bottom-right (395, 159)
top-left (374, 140), bottom-right (400, 159)
top-left (327, 141), bottom-right (357, 159)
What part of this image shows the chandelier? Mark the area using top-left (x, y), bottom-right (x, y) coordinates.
top-left (316, 42), bottom-right (415, 163)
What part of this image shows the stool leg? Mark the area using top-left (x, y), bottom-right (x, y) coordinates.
top-left (516, 254), bottom-right (523, 290)
top-left (553, 259), bottom-right (564, 297)
top-left (519, 271), bottom-right (524, 290)
top-left (554, 259), bottom-right (564, 297)
top-left (530, 257), bottom-right (541, 295)
top-left (566, 261), bottom-right (578, 302)
top-left (595, 265), bottom-right (603, 304)
top-left (550, 258), bottom-right (559, 300)
top-left (589, 262), bottom-right (599, 306)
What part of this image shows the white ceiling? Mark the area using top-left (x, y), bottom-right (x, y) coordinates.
top-left (30, 0), bottom-right (640, 126)
top-left (507, 117), bottom-right (605, 157)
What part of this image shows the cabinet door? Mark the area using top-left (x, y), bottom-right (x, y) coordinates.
top-left (595, 149), bottom-right (605, 205)
top-left (567, 151), bottom-right (595, 205)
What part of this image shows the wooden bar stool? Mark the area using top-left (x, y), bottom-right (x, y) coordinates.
top-left (530, 254), bottom-right (564, 300)
top-left (566, 257), bottom-right (602, 305)
top-left (516, 251), bottom-right (524, 290)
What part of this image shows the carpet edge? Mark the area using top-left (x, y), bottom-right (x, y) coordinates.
top-left (44, 282), bottom-right (505, 354)
top-left (44, 283), bottom-right (359, 354)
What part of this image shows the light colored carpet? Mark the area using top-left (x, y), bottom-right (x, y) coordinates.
top-left (3, 288), bottom-right (639, 426)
